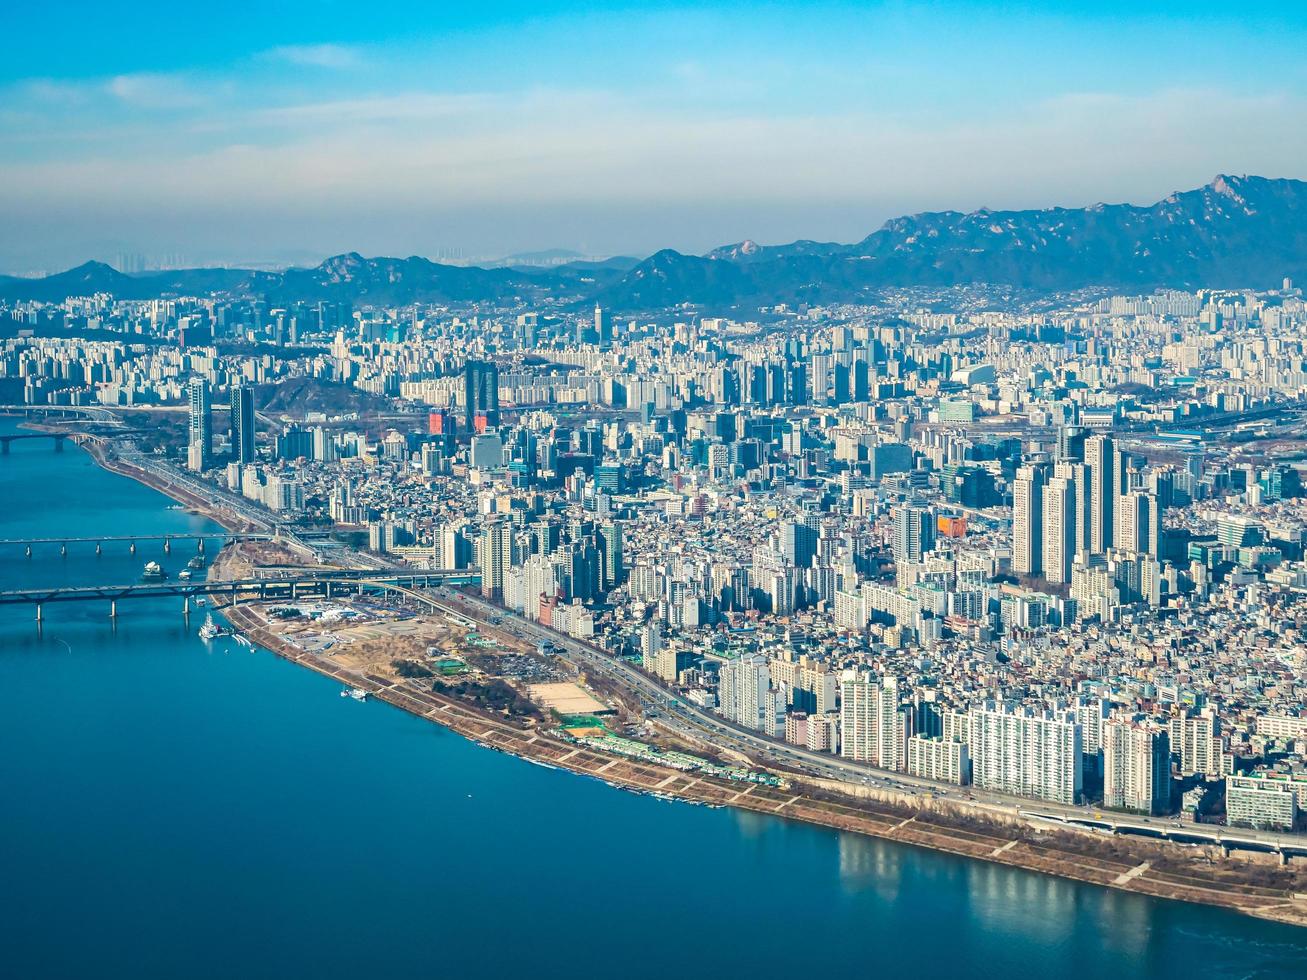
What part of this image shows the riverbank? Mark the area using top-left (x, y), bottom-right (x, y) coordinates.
top-left (86, 442), bottom-right (261, 534)
top-left (48, 421), bottom-right (1307, 929)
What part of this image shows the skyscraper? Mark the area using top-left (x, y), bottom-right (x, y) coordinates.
top-left (1085, 434), bottom-right (1115, 554)
top-left (1042, 474), bottom-right (1076, 584)
top-left (479, 518), bottom-right (514, 599)
top-left (780, 520), bottom-right (817, 570)
top-left (1115, 489), bottom-right (1153, 555)
top-left (891, 504), bottom-right (936, 567)
top-left (598, 521), bottom-right (624, 589)
top-left (187, 377), bottom-right (212, 472)
top-left (1012, 464), bottom-right (1045, 577)
top-left (230, 382), bottom-right (256, 465)
top-left (464, 360), bottom-right (500, 428)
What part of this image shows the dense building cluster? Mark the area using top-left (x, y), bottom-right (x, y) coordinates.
top-left (5, 281), bottom-right (1307, 829)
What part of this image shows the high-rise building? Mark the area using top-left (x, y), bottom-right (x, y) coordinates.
top-left (641, 620), bottom-right (664, 676)
top-left (891, 504), bottom-right (936, 567)
top-left (1171, 711), bottom-right (1224, 777)
top-left (840, 671), bottom-right (878, 762)
top-left (1042, 474), bottom-right (1076, 583)
top-left (839, 671), bottom-right (907, 769)
top-left (907, 736), bottom-right (969, 785)
top-left (1012, 464), bottom-right (1045, 577)
top-left (229, 382), bottom-right (255, 465)
top-left (463, 360), bottom-right (500, 428)
top-left (718, 654), bottom-right (773, 734)
top-left (597, 521), bottom-right (624, 589)
top-left (479, 518), bottom-right (514, 599)
top-left (1103, 718), bottom-right (1171, 815)
top-left (1085, 434), bottom-right (1115, 554)
top-left (1115, 489), bottom-right (1155, 555)
top-left (187, 377), bottom-right (212, 472)
top-left (780, 520), bottom-right (817, 570)
top-left (876, 675), bottom-right (908, 772)
top-left (968, 702), bottom-right (1083, 804)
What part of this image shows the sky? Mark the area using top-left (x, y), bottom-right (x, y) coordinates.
top-left (4, 1), bottom-right (1307, 273)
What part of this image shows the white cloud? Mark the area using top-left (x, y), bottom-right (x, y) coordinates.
top-left (2, 82), bottom-right (1306, 260)
top-left (104, 72), bottom-right (210, 109)
top-left (264, 44), bottom-right (362, 69)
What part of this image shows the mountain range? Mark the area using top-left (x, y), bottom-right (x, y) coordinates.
top-left (4, 175), bottom-right (1306, 311)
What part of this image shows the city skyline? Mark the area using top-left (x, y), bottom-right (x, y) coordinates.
top-left (6, 2), bottom-right (1307, 271)
top-left (9, 1), bottom-right (1307, 971)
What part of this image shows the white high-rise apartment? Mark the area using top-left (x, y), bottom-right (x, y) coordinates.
top-left (1170, 711), bottom-right (1224, 777)
top-left (840, 670), bottom-right (879, 762)
top-left (839, 672), bottom-right (907, 771)
top-left (1085, 434), bottom-right (1115, 554)
top-left (1012, 465), bottom-right (1044, 576)
top-left (968, 702), bottom-right (1083, 804)
top-left (718, 654), bottom-right (772, 734)
top-left (1103, 717), bottom-right (1171, 815)
top-left (1042, 475), bottom-right (1076, 584)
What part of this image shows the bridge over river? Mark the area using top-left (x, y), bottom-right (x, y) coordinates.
top-left (0, 569), bottom-right (480, 621)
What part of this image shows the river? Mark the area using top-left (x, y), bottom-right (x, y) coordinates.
top-left (2, 419), bottom-right (1306, 979)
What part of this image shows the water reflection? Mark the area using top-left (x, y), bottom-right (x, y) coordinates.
top-left (837, 832), bottom-right (905, 902)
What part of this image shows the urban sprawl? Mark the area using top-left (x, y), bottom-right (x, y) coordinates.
top-left (7, 281), bottom-right (1307, 833)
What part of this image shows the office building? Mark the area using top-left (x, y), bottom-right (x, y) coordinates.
top-left (187, 377), bottom-right (212, 472)
top-left (464, 360), bottom-right (500, 428)
top-left (230, 382), bottom-right (255, 465)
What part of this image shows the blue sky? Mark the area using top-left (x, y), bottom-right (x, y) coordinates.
top-left (4, 2), bottom-right (1307, 272)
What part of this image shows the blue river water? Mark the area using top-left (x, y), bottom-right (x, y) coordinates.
top-left (2, 419), bottom-right (1307, 979)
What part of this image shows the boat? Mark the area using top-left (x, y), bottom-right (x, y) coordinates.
top-left (140, 561), bottom-right (167, 581)
top-left (178, 569), bottom-right (192, 580)
top-left (195, 597), bottom-right (207, 607)
top-left (339, 687), bottom-right (368, 701)
top-left (198, 613), bottom-right (232, 641)
top-left (187, 555), bottom-right (206, 570)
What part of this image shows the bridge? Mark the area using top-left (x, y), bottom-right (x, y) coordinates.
top-left (0, 431), bottom-right (71, 453)
top-left (0, 569), bottom-right (481, 621)
top-left (0, 405), bottom-right (121, 423)
top-left (0, 533), bottom-right (273, 556)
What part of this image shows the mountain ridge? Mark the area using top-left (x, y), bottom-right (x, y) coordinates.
top-left (5, 175), bottom-right (1306, 309)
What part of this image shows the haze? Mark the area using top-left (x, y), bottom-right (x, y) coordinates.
top-left (5, 1), bottom-right (1307, 273)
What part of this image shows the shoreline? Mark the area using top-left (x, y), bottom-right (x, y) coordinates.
top-left (32, 419), bottom-right (1307, 930)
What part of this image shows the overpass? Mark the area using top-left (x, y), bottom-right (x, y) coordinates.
top-left (0, 405), bottom-right (121, 423)
top-left (1022, 809), bottom-right (1307, 862)
top-left (0, 569), bottom-right (480, 621)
